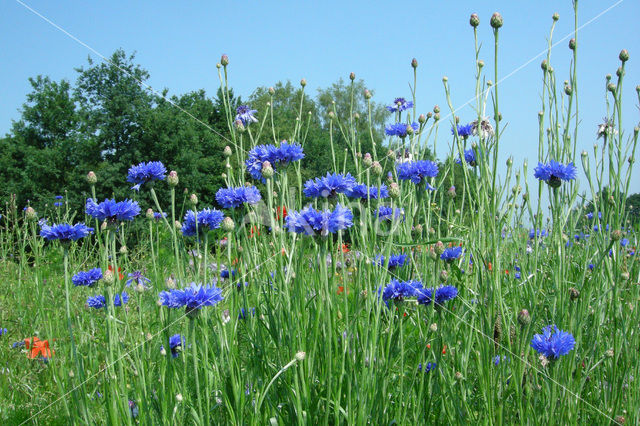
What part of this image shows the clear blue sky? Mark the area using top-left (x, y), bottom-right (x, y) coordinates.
top-left (1, 0), bottom-right (639, 199)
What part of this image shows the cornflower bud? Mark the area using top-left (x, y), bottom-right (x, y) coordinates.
top-left (167, 170), bottom-right (179, 187)
top-left (87, 171), bottom-right (97, 185)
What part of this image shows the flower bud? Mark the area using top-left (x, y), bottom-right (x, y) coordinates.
top-left (552, 12), bottom-right (559, 21)
top-left (434, 241), bottom-right (445, 255)
top-left (388, 182), bottom-right (400, 199)
top-left (564, 85), bottom-right (572, 96)
top-left (429, 323), bottom-right (438, 332)
top-left (103, 269), bottom-right (115, 286)
top-left (262, 161), bottom-right (274, 178)
top-left (611, 229), bottom-right (623, 241)
top-left (120, 246), bottom-right (128, 255)
top-left (371, 161), bottom-right (383, 176)
top-left (25, 206), bottom-right (37, 221)
top-left (447, 186), bottom-right (456, 198)
top-left (223, 146), bottom-right (232, 157)
top-left (614, 415), bottom-right (625, 425)
top-left (176, 393), bottom-right (184, 402)
top-left (222, 217), bottom-right (234, 232)
top-left (220, 54), bottom-right (229, 66)
top-left (455, 371), bottom-right (464, 381)
top-left (439, 270), bottom-right (448, 283)
top-left (434, 113), bottom-right (440, 121)
top-left (621, 272), bottom-right (629, 281)
top-left (166, 276), bottom-right (176, 289)
top-left (363, 153), bottom-right (373, 167)
top-left (517, 309), bottom-right (531, 326)
top-left (411, 58), bottom-right (418, 68)
top-left (174, 220), bottom-right (182, 230)
top-left (433, 105), bottom-right (440, 114)
top-left (477, 59), bottom-right (484, 68)
top-left (616, 67), bottom-right (623, 78)
top-left (426, 112), bottom-right (432, 119)
top-left (87, 171), bottom-right (98, 185)
top-left (101, 220), bottom-right (108, 231)
top-left (442, 76), bottom-right (448, 83)
top-left (569, 287), bottom-right (580, 301)
top-left (167, 170), bottom-right (178, 187)
top-left (300, 78), bottom-right (307, 87)
top-left (418, 113), bottom-right (426, 124)
top-left (469, 13), bottom-right (480, 27)
top-left (146, 208), bottom-right (154, 220)
top-left (295, 351), bottom-right (306, 361)
top-left (349, 72), bottom-right (355, 81)
top-left (541, 60), bottom-right (548, 71)
top-left (405, 124), bottom-right (414, 136)
top-left (189, 194), bottom-right (198, 206)
top-left (353, 112), bottom-right (360, 120)
top-left (605, 349), bottom-right (614, 358)
top-left (160, 347), bottom-right (167, 356)
top-left (619, 49), bottom-right (629, 62)
top-left (506, 157), bottom-right (513, 167)
top-left (608, 195), bottom-right (615, 206)
top-left (569, 38), bottom-right (576, 50)
top-left (490, 12), bottom-right (503, 28)
top-left (607, 83), bottom-right (616, 93)
top-left (234, 119), bottom-right (245, 132)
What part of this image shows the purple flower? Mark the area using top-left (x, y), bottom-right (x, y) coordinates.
top-left (158, 282), bottom-right (224, 312)
top-left (216, 186), bottom-right (262, 209)
top-left (386, 97), bottom-right (414, 113)
top-left (285, 204), bottom-right (353, 236)
top-left (452, 123), bottom-right (473, 138)
top-left (346, 183), bottom-right (388, 200)
top-left (440, 247), bottom-right (463, 262)
top-left (127, 161), bottom-right (167, 191)
top-left (72, 268), bottom-right (103, 287)
top-left (125, 271), bottom-right (151, 288)
top-left (304, 172), bottom-right (356, 198)
top-left (181, 208), bottom-right (224, 237)
top-left (530, 325), bottom-right (575, 359)
top-left (385, 122), bottom-right (419, 138)
top-left (235, 105), bottom-right (258, 126)
top-left (86, 198), bottom-right (141, 222)
top-left (416, 285), bottom-right (458, 305)
top-left (40, 223), bottom-right (94, 241)
top-left (379, 279), bottom-right (422, 302)
top-left (396, 160), bottom-right (439, 184)
top-left (376, 254), bottom-right (409, 269)
top-left (534, 161), bottom-right (577, 188)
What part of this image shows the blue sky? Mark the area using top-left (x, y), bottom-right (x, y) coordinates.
top-left (1, 0), bottom-right (639, 199)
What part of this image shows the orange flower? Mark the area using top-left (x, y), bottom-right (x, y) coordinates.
top-left (108, 265), bottom-right (124, 280)
top-left (24, 337), bottom-right (54, 359)
top-left (442, 345), bottom-right (447, 355)
top-left (249, 225), bottom-right (261, 238)
top-left (276, 206), bottom-right (288, 220)
top-left (487, 262), bottom-right (493, 271)
top-left (337, 286), bottom-right (344, 295)
top-left (341, 243), bottom-right (350, 253)
top-left (426, 343), bottom-right (431, 349)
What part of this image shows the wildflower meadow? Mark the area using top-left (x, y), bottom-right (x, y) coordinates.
top-left (1, 3), bottom-right (639, 425)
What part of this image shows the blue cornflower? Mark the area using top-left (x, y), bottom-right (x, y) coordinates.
top-left (386, 97), bottom-right (414, 113)
top-left (588, 263), bottom-right (595, 270)
top-left (127, 161), bottom-right (167, 191)
top-left (72, 268), bottom-right (103, 287)
top-left (586, 211), bottom-right (602, 220)
top-left (376, 254), bottom-right (409, 269)
top-left (416, 285), bottom-right (458, 305)
top-left (451, 123), bottom-right (473, 138)
top-left (456, 149), bottom-right (477, 167)
top-left (376, 206), bottom-right (405, 221)
top-left (245, 142), bottom-right (304, 180)
top-left (161, 334), bottom-right (185, 358)
top-left (385, 122), bottom-right (419, 138)
top-left (529, 229), bottom-right (547, 239)
top-left (235, 105), bottom-right (258, 126)
top-left (514, 272), bottom-right (521, 280)
top-left (534, 161), bottom-right (577, 188)
top-left (0, 328), bottom-right (7, 337)
top-left (181, 208), bottom-right (224, 237)
top-left (54, 202), bottom-right (63, 208)
top-left (396, 160), bottom-right (439, 184)
top-left (129, 400), bottom-right (138, 419)
top-left (125, 271), bottom-right (151, 288)
top-left (158, 282), bottom-right (224, 313)
top-left (379, 279), bottom-right (423, 302)
top-left (620, 238), bottom-right (629, 247)
top-left (274, 141), bottom-right (305, 164)
top-left (530, 325), bottom-right (575, 359)
top-left (304, 172), bottom-right (356, 198)
top-left (55, 195), bottom-right (63, 200)
top-left (220, 268), bottom-right (236, 279)
top-left (418, 362), bottom-right (437, 373)
top-left (154, 212), bottom-right (167, 221)
top-left (114, 292), bottom-right (129, 307)
top-left (440, 246), bottom-right (463, 262)
top-left (40, 222), bottom-right (94, 241)
top-left (238, 307), bottom-right (256, 320)
top-left (493, 355), bottom-right (508, 366)
top-left (215, 186), bottom-right (262, 209)
top-left (346, 183), bottom-right (389, 200)
top-left (86, 198), bottom-right (141, 222)
top-left (285, 204), bottom-right (353, 236)
top-left (86, 295), bottom-right (106, 309)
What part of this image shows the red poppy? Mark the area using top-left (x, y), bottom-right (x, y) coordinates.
top-left (24, 337), bottom-right (54, 359)
top-left (341, 243), bottom-right (350, 253)
top-left (249, 225), bottom-right (261, 238)
top-left (442, 345), bottom-right (447, 355)
top-left (276, 206), bottom-right (287, 220)
top-left (108, 265), bottom-right (124, 280)
top-left (426, 343), bottom-right (431, 349)
top-left (487, 262), bottom-right (493, 271)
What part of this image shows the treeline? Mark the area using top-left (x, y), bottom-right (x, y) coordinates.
top-left (0, 49), bottom-right (389, 214)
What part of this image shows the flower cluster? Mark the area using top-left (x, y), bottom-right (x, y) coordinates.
top-left (72, 268), bottom-right (103, 287)
top-left (40, 223), bottom-right (94, 241)
top-left (345, 183), bottom-right (388, 200)
top-left (86, 198), bottom-right (141, 222)
top-left (379, 279), bottom-right (423, 302)
top-left (215, 186), bottom-right (262, 209)
top-left (158, 282), bottom-right (224, 311)
top-left (386, 97), bottom-right (414, 113)
top-left (285, 204), bottom-right (353, 236)
top-left (304, 172), bottom-right (356, 198)
top-left (385, 122), bottom-right (418, 138)
top-left (246, 142), bottom-right (304, 180)
top-left (396, 160), bottom-right (439, 184)
top-left (534, 161), bottom-right (577, 188)
top-left (181, 208), bottom-right (224, 237)
top-left (530, 325), bottom-right (575, 359)
top-left (127, 161), bottom-right (167, 191)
